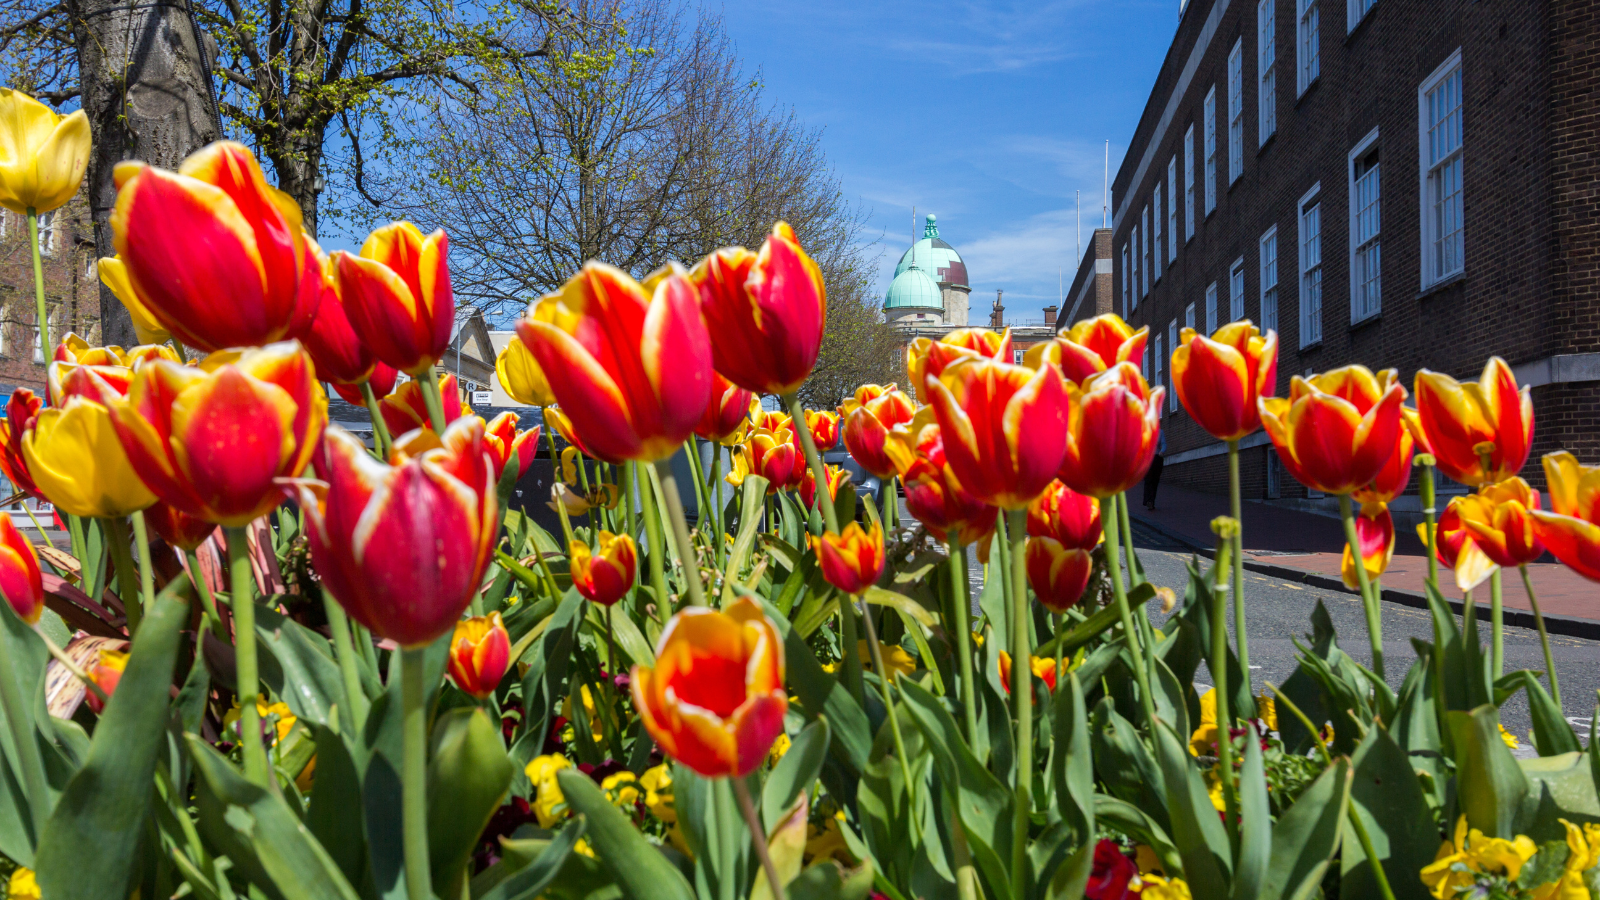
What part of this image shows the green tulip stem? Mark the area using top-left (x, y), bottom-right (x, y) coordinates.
top-left (732, 774), bottom-right (785, 900)
top-left (1337, 494), bottom-right (1386, 681)
top-left (1052, 613), bottom-right (1064, 691)
top-left (323, 593), bottom-right (370, 731)
top-left (1490, 568), bottom-right (1504, 677)
top-left (1116, 492), bottom-right (1142, 587)
top-left (130, 510), bottom-right (157, 618)
top-left (105, 517), bottom-right (143, 635)
top-left (636, 456), bottom-right (670, 624)
top-left (0, 582), bottom-right (50, 842)
top-left (708, 452), bottom-right (725, 567)
top-left (1420, 460), bottom-right (1440, 588)
top-left (66, 512), bottom-right (85, 563)
top-left (1227, 439), bottom-right (1250, 689)
top-left (1518, 565), bottom-right (1561, 706)
top-left (1209, 524), bottom-right (1239, 846)
top-left (1101, 501), bottom-right (1158, 729)
top-left (185, 550), bottom-right (226, 639)
top-left (883, 476), bottom-right (898, 534)
top-left (399, 645), bottom-right (433, 900)
top-left (622, 460), bottom-right (637, 542)
top-left (949, 539), bottom-right (979, 744)
top-left (26, 209), bottom-right (48, 355)
top-left (652, 456), bottom-right (705, 608)
top-left (224, 525), bottom-right (269, 787)
top-left (1005, 507), bottom-right (1032, 889)
top-left (858, 593), bottom-right (921, 840)
top-left (783, 394), bottom-right (840, 536)
top-left (360, 381), bottom-right (392, 459)
top-left (417, 369), bottom-right (448, 434)
top-left (19, 503), bottom-right (48, 545)
top-left (683, 441), bottom-right (714, 543)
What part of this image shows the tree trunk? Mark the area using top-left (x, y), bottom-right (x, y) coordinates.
top-left (67, 0), bottom-right (220, 346)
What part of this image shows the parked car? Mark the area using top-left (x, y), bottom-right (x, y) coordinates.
top-left (824, 447), bottom-right (882, 513)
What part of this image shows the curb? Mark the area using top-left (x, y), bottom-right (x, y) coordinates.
top-left (1129, 512), bottom-right (1600, 643)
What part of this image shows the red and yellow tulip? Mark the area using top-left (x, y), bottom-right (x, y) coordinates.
top-left (1419, 502), bottom-right (1498, 592)
top-left (1058, 362), bottom-right (1163, 499)
top-left (841, 384), bottom-right (916, 479)
top-left (800, 408), bottom-right (840, 452)
top-left (1414, 358), bottom-right (1533, 486)
top-left (571, 532), bottom-right (638, 607)
top-left (517, 262), bottom-right (711, 463)
top-left (335, 222), bottom-right (454, 376)
top-left (0, 88), bottom-right (90, 215)
top-left (447, 612), bottom-right (511, 699)
top-left (631, 597), bottom-right (788, 778)
top-left (726, 426), bottom-right (801, 493)
top-left (1453, 477), bottom-right (1544, 568)
top-left (1024, 481), bottom-right (1101, 613)
top-left (483, 412), bottom-right (540, 483)
top-left (1341, 502), bottom-right (1396, 589)
top-left (695, 373), bottom-right (755, 445)
top-left (907, 328), bottom-right (1012, 396)
top-left (495, 335), bottom-right (555, 408)
top-left (1353, 410), bottom-right (1416, 505)
top-left (22, 363), bottom-right (155, 518)
top-left (1258, 366), bottom-right (1406, 496)
top-left (799, 462), bottom-right (850, 511)
top-left (334, 362), bottom-right (397, 407)
top-left (301, 243), bottom-right (380, 389)
top-left (108, 342), bottom-right (325, 527)
top-left (286, 417), bottom-right (496, 647)
top-left (84, 648), bottom-right (127, 715)
top-left (925, 357), bottom-right (1069, 509)
top-left (0, 389), bottom-right (42, 499)
top-left (1171, 321), bottom-right (1278, 441)
top-left (0, 514), bottom-right (44, 624)
top-left (380, 373), bottom-right (470, 439)
top-left (1027, 479), bottom-right (1103, 549)
top-left (691, 222), bottom-right (826, 397)
top-left (1035, 314), bottom-right (1149, 385)
top-left (1531, 452), bottom-right (1600, 582)
top-left (886, 410), bottom-right (998, 550)
top-left (97, 256), bottom-right (170, 346)
top-left (813, 521), bottom-right (885, 595)
top-left (144, 500), bottom-right (217, 552)
top-left (111, 141), bottom-right (319, 352)
top-left (998, 651), bottom-right (1059, 694)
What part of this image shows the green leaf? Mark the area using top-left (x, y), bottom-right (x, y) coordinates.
top-left (782, 623), bottom-right (871, 774)
top-left (555, 769), bottom-right (696, 900)
top-left (751, 792), bottom-right (810, 900)
top-left (1049, 672), bottom-right (1095, 845)
top-left (1033, 601), bottom-right (1122, 659)
top-left (1259, 758), bottom-right (1352, 900)
top-left (1342, 726), bottom-right (1439, 900)
top-left (35, 579), bottom-right (190, 900)
top-left (1089, 698), bottom-right (1168, 833)
top-left (1518, 751), bottom-right (1600, 836)
top-left (1044, 830), bottom-right (1095, 900)
top-left (1230, 729), bottom-right (1270, 900)
top-left (1151, 653), bottom-right (1189, 740)
top-left (304, 724), bottom-right (367, 889)
top-left (509, 590), bottom-right (584, 777)
top-left (862, 586), bottom-right (935, 628)
top-left (720, 474), bottom-right (770, 603)
top-left (429, 707), bottom-right (515, 898)
top-left (1094, 795), bottom-right (1183, 877)
top-left (1151, 720), bottom-right (1231, 897)
top-left (255, 604), bottom-right (345, 730)
top-left (1505, 670), bottom-right (1581, 757)
top-left (763, 719), bottom-right (830, 829)
top-left (474, 817), bottom-right (585, 900)
top-left (585, 603), bottom-right (653, 669)
top-left (1448, 704), bottom-right (1530, 838)
top-left (786, 860), bottom-right (875, 900)
top-left (186, 734), bottom-right (363, 900)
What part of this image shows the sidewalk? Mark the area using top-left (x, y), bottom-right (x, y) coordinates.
top-left (1131, 484), bottom-right (1600, 640)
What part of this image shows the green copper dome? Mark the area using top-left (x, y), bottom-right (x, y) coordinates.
top-left (884, 265), bottom-right (942, 309)
top-left (894, 214), bottom-right (969, 287)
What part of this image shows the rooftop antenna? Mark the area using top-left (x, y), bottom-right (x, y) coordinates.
top-left (1103, 140), bottom-right (1110, 228)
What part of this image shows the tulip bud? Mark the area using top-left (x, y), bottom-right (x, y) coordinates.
top-left (798, 463), bottom-right (850, 511)
top-left (1455, 477), bottom-right (1544, 568)
top-left (447, 612), bottom-right (511, 699)
top-left (813, 521), bottom-right (885, 595)
top-left (798, 408), bottom-right (839, 454)
top-left (1341, 502), bottom-right (1396, 589)
top-left (0, 89), bottom-right (90, 216)
top-left (726, 426), bottom-right (801, 493)
top-left (0, 515), bottom-right (44, 624)
top-left (1025, 537), bottom-right (1094, 613)
top-left (840, 384), bottom-right (916, 479)
top-left (696, 373), bottom-right (755, 445)
top-left (380, 373), bottom-right (470, 438)
top-left (144, 500), bottom-right (216, 552)
top-left (906, 329), bottom-right (1011, 398)
top-left (998, 650), bottom-right (1059, 694)
top-left (0, 389), bottom-right (43, 500)
top-left (336, 222), bottom-right (454, 376)
top-left (24, 364), bottom-right (156, 519)
top-left (571, 533), bottom-right (638, 607)
top-left (1259, 366), bottom-right (1406, 497)
top-left (1414, 358), bottom-right (1534, 487)
top-left (1171, 321), bottom-right (1278, 441)
top-left (927, 356), bottom-right (1070, 509)
top-left (483, 412), bottom-right (540, 484)
top-left (495, 336), bottom-right (554, 407)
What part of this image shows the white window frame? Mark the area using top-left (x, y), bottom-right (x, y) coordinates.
top-left (1166, 321), bottom-right (1179, 411)
top-left (1203, 87), bottom-right (1218, 214)
top-left (1144, 204), bottom-right (1154, 292)
top-left (1121, 243), bottom-right (1131, 316)
top-left (36, 211), bottom-right (55, 257)
top-left (1152, 185), bottom-right (1163, 275)
top-left (1297, 0), bottom-right (1319, 96)
top-left (1260, 226), bottom-right (1280, 333)
top-left (1153, 333), bottom-right (1165, 413)
top-left (1132, 223), bottom-right (1142, 306)
top-left (1259, 0), bottom-right (1277, 145)
top-left (1347, 0), bottom-right (1376, 31)
top-left (1166, 157), bottom-right (1178, 263)
top-left (1298, 183), bottom-right (1324, 348)
top-left (1228, 39), bottom-right (1244, 184)
top-left (1230, 257), bottom-right (1246, 322)
top-left (1184, 302), bottom-right (1196, 334)
top-left (1184, 125), bottom-right (1197, 240)
top-left (1205, 282), bottom-right (1219, 335)
top-left (1419, 49), bottom-right (1464, 288)
top-left (1348, 127), bottom-right (1382, 322)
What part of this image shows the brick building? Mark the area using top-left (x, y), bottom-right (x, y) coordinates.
top-left (1094, 0), bottom-right (1599, 511)
top-left (0, 196), bottom-right (103, 393)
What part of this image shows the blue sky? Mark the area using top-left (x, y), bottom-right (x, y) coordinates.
top-left (720, 0), bottom-right (1183, 321)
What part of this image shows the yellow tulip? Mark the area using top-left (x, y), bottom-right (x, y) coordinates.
top-left (97, 257), bottom-right (170, 345)
top-left (21, 395), bottom-right (154, 518)
top-left (495, 337), bottom-right (554, 407)
top-left (0, 89), bottom-right (90, 215)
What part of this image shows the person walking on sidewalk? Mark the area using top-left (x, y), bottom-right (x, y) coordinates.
top-left (1143, 431), bottom-right (1165, 511)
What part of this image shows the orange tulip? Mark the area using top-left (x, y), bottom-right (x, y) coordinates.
top-left (726, 426), bottom-right (801, 493)
top-left (1341, 502), bottom-right (1395, 589)
top-left (516, 263), bottom-right (711, 464)
top-left (1258, 366), bottom-right (1406, 496)
top-left (926, 356), bottom-right (1069, 510)
top-left (1058, 362), bottom-right (1164, 499)
top-left (906, 328), bottom-right (1012, 395)
top-left (1353, 411), bottom-right (1415, 505)
top-left (109, 342), bottom-right (326, 527)
top-left (1171, 321), bottom-right (1278, 441)
top-left (631, 596), bottom-right (788, 778)
top-left (0, 514), bottom-right (44, 625)
top-left (887, 410), bottom-right (998, 550)
top-left (285, 417), bottom-right (496, 647)
top-left (799, 409), bottom-right (839, 452)
top-left (301, 242), bottom-right (379, 389)
top-left (380, 373), bottom-right (470, 438)
top-left (691, 222), bottom-right (826, 397)
top-left (1035, 314), bottom-right (1149, 385)
top-left (998, 650), bottom-right (1059, 694)
top-left (84, 648), bottom-right (128, 715)
top-left (570, 532), bottom-right (638, 607)
top-left (0, 389), bottom-right (42, 499)
top-left (814, 521), bottom-right (885, 595)
top-left (335, 222), bottom-right (454, 376)
top-left (841, 384), bottom-right (916, 479)
top-left (334, 362), bottom-right (397, 407)
top-left (1413, 358), bottom-right (1533, 487)
top-left (447, 612), bottom-right (511, 699)
top-left (111, 141), bottom-right (320, 352)
top-left (1531, 452), bottom-right (1600, 582)
top-left (696, 373), bottom-right (755, 445)
top-left (145, 500), bottom-right (216, 552)
top-left (799, 463), bottom-right (850, 511)
top-left (483, 412), bottom-right (540, 483)
top-left (1453, 477), bottom-right (1544, 569)
top-left (1418, 501), bottom-right (1498, 592)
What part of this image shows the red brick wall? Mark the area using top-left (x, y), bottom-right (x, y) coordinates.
top-left (0, 194), bottom-right (102, 393)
